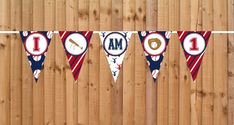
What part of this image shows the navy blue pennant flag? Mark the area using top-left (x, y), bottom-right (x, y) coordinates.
top-left (20, 31), bottom-right (53, 82)
top-left (138, 31), bottom-right (171, 82)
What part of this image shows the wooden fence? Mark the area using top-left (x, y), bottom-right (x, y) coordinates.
top-left (0, 0), bottom-right (234, 125)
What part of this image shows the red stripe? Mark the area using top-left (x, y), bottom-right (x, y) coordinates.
top-left (180, 32), bottom-right (189, 41)
top-left (190, 56), bottom-right (203, 80)
top-left (188, 55), bottom-right (200, 68)
top-left (72, 57), bottom-right (85, 75)
top-left (68, 56), bottom-right (77, 65)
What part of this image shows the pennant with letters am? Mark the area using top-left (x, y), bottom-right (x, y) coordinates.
top-left (178, 31), bottom-right (211, 81)
top-left (59, 31), bottom-right (93, 81)
top-left (138, 31), bottom-right (171, 82)
top-left (20, 31), bottom-right (53, 82)
top-left (99, 32), bottom-right (132, 82)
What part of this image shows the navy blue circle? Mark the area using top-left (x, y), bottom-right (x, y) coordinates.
top-left (103, 32), bottom-right (128, 56)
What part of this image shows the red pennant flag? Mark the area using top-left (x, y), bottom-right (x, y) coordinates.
top-left (59, 31), bottom-right (93, 81)
top-left (178, 31), bottom-right (211, 81)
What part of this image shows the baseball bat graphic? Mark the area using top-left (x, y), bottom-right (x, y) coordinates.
top-left (69, 38), bottom-right (83, 50)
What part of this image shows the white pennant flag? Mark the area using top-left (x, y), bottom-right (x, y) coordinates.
top-left (99, 32), bottom-right (132, 82)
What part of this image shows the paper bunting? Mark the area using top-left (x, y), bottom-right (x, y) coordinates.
top-left (20, 31), bottom-right (53, 82)
top-left (138, 31), bottom-right (171, 81)
top-left (178, 31), bottom-right (211, 81)
top-left (59, 31), bottom-right (93, 81)
top-left (99, 32), bottom-right (132, 82)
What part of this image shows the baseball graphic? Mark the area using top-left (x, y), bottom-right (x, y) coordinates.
top-left (141, 31), bottom-right (146, 36)
top-left (144, 51), bottom-right (149, 56)
top-left (147, 61), bottom-right (150, 66)
top-left (151, 56), bottom-right (160, 62)
top-left (47, 31), bottom-right (53, 39)
top-left (33, 56), bottom-right (42, 61)
top-left (33, 69), bottom-right (41, 79)
top-left (165, 31), bottom-right (172, 39)
top-left (152, 69), bottom-right (159, 79)
top-left (28, 61), bottom-right (32, 66)
top-left (23, 31), bottom-right (28, 37)
top-left (26, 51), bottom-right (30, 56)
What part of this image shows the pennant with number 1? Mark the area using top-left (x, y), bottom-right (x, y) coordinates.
top-left (178, 31), bottom-right (211, 81)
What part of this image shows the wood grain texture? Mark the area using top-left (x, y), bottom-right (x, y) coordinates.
top-left (228, 1), bottom-right (234, 125)
top-left (0, 0), bottom-right (233, 125)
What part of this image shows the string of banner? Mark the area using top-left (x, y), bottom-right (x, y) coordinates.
top-left (0, 30), bottom-right (233, 83)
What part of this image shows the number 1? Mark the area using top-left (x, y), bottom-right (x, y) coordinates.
top-left (190, 37), bottom-right (199, 51)
top-left (33, 37), bottom-right (40, 52)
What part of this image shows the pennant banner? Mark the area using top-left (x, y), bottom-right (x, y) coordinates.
top-left (59, 31), bottom-right (93, 81)
top-left (20, 31), bottom-right (53, 82)
top-left (178, 31), bottom-right (211, 81)
top-left (99, 32), bottom-right (132, 82)
top-left (138, 31), bottom-right (171, 81)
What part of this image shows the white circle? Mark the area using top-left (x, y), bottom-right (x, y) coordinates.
top-left (183, 33), bottom-right (205, 55)
top-left (47, 31), bottom-right (53, 39)
top-left (33, 69), bottom-right (41, 79)
top-left (151, 56), bottom-right (160, 62)
top-left (65, 33), bottom-right (88, 56)
top-left (23, 31), bottom-right (28, 37)
top-left (25, 33), bottom-right (48, 56)
top-left (103, 33), bottom-right (127, 56)
top-left (143, 33), bottom-right (166, 56)
top-left (152, 69), bottom-right (159, 79)
top-left (33, 56), bottom-right (42, 62)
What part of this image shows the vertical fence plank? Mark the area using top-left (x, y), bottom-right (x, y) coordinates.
top-left (10, 0), bottom-right (22, 125)
top-left (134, 0), bottom-right (146, 125)
top-left (168, 0), bottom-right (180, 125)
top-left (21, 0), bottom-right (33, 125)
top-left (111, 0), bottom-right (123, 125)
top-left (213, 0), bottom-right (228, 125)
top-left (32, 0), bottom-right (45, 124)
top-left (190, 0), bottom-right (203, 125)
top-left (179, 0), bottom-right (191, 125)
top-left (157, 0), bottom-right (169, 124)
top-left (78, 0), bottom-right (90, 124)
top-left (0, 0), bottom-right (11, 125)
top-left (123, 0), bottom-right (135, 124)
top-left (145, 0), bottom-right (157, 125)
top-left (202, 0), bottom-right (214, 125)
top-left (55, 0), bottom-right (66, 124)
top-left (44, 0), bottom-right (55, 124)
top-left (99, 0), bottom-right (112, 124)
top-left (65, 0), bottom-right (77, 124)
top-left (228, 0), bottom-right (234, 125)
top-left (89, 0), bottom-right (100, 124)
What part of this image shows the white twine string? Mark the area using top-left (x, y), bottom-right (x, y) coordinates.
top-left (0, 31), bottom-right (234, 34)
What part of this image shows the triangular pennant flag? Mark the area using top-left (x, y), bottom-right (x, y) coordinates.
top-left (138, 31), bottom-right (171, 82)
top-left (99, 32), bottom-right (132, 82)
top-left (20, 31), bottom-right (53, 82)
top-left (59, 31), bottom-right (93, 81)
top-left (177, 31), bottom-right (211, 81)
